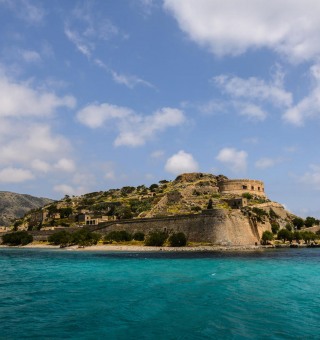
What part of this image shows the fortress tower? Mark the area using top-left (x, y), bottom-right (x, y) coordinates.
top-left (218, 179), bottom-right (266, 197)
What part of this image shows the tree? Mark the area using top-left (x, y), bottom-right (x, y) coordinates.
top-left (72, 229), bottom-right (100, 247)
top-left (293, 231), bottom-right (302, 243)
top-left (300, 231), bottom-right (317, 244)
top-left (292, 217), bottom-right (304, 230)
top-left (271, 222), bottom-right (280, 234)
top-left (133, 232), bottom-right (145, 241)
top-left (48, 230), bottom-right (72, 246)
top-left (2, 231), bottom-right (33, 246)
top-left (149, 184), bottom-right (159, 192)
top-left (277, 229), bottom-right (292, 242)
top-left (305, 216), bottom-right (317, 228)
top-left (104, 230), bottom-right (133, 243)
top-left (261, 231), bottom-right (274, 245)
top-left (207, 199), bottom-right (213, 209)
top-left (145, 231), bottom-right (167, 246)
top-left (168, 232), bottom-right (187, 247)
top-left (242, 192), bottom-right (252, 199)
top-left (285, 223), bottom-right (293, 232)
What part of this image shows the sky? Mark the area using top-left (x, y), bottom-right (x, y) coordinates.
top-left (0, 0), bottom-right (320, 218)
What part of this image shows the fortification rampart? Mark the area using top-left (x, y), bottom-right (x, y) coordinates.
top-left (218, 179), bottom-right (265, 197)
top-left (1, 208), bottom-right (272, 246)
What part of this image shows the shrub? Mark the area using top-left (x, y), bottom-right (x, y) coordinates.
top-left (261, 230), bottom-right (274, 245)
top-left (242, 192), bottom-right (253, 199)
top-left (72, 229), bottom-right (100, 247)
top-left (48, 229), bottom-right (100, 247)
top-left (168, 232), bottom-right (187, 247)
top-left (285, 223), bottom-right (293, 231)
top-left (133, 232), bottom-right (145, 241)
top-left (145, 231), bottom-right (167, 246)
top-left (269, 208), bottom-right (279, 219)
top-left (2, 231), bottom-right (33, 246)
top-left (277, 229), bottom-right (293, 242)
top-left (292, 217), bottom-right (304, 230)
top-left (104, 230), bottom-right (133, 243)
top-left (48, 230), bottom-right (72, 246)
top-left (271, 222), bottom-right (280, 234)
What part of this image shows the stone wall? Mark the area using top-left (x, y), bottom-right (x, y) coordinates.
top-left (89, 209), bottom-right (267, 245)
top-left (218, 179), bottom-right (266, 197)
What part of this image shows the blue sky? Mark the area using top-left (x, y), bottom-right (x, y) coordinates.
top-left (0, 0), bottom-right (320, 218)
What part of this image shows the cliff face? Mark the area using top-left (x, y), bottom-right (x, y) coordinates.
top-left (0, 191), bottom-right (53, 226)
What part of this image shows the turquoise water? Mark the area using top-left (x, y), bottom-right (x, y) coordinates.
top-left (0, 248), bottom-right (319, 339)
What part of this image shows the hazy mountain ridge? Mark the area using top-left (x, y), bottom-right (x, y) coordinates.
top-left (0, 191), bottom-right (54, 226)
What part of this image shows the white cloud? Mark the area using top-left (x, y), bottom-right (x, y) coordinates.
top-left (0, 0), bottom-right (45, 24)
top-left (94, 59), bottom-right (154, 89)
top-left (0, 75), bottom-right (76, 118)
top-left (151, 150), bottom-right (165, 159)
top-left (214, 75), bottom-right (292, 107)
top-left (300, 165), bottom-right (320, 190)
top-left (0, 167), bottom-right (34, 183)
top-left (65, 26), bottom-right (93, 58)
top-left (53, 184), bottom-right (75, 196)
top-left (77, 103), bottom-right (133, 128)
top-left (54, 158), bottom-right (76, 173)
top-left (20, 49), bottom-right (41, 63)
top-left (283, 64), bottom-right (320, 125)
top-left (164, 0), bottom-right (320, 63)
top-left (255, 157), bottom-right (281, 169)
top-left (165, 150), bottom-right (199, 175)
top-left (216, 147), bottom-right (247, 173)
top-left (31, 159), bottom-right (50, 173)
top-left (77, 104), bottom-right (186, 147)
top-left (238, 103), bottom-right (267, 121)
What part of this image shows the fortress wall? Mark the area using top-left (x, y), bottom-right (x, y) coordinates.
top-left (92, 210), bottom-right (263, 245)
top-left (218, 179), bottom-right (266, 197)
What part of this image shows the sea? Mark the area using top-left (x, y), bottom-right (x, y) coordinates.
top-left (0, 248), bottom-right (319, 340)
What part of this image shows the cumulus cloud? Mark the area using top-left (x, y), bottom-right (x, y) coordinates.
top-left (77, 104), bottom-right (186, 147)
top-left (0, 75), bottom-right (76, 118)
top-left (164, 0), bottom-right (320, 63)
top-left (216, 147), bottom-right (247, 173)
top-left (283, 65), bottom-right (320, 125)
top-left (165, 150), bottom-right (199, 175)
top-left (0, 167), bottom-right (34, 183)
top-left (0, 73), bottom-right (77, 187)
top-left (54, 158), bottom-right (76, 173)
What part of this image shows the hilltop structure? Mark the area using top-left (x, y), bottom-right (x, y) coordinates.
top-left (2, 172), bottom-right (299, 246)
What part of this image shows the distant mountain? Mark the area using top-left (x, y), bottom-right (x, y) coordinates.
top-left (0, 191), bottom-right (54, 226)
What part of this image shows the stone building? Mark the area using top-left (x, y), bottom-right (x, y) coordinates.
top-left (218, 179), bottom-right (265, 197)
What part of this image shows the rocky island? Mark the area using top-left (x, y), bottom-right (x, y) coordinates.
top-left (2, 172), bottom-right (319, 248)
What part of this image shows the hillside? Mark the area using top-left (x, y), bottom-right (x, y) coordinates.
top-left (0, 191), bottom-right (53, 226)
top-left (12, 173), bottom-right (293, 231)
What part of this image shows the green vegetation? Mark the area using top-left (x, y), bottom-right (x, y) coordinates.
top-left (133, 232), bottom-right (145, 241)
top-left (242, 192), bottom-right (253, 199)
top-left (2, 231), bottom-right (33, 246)
top-left (292, 217), bottom-right (304, 230)
top-left (271, 222), bottom-right (280, 234)
top-left (145, 231), bottom-right (167, 246)
top-left (104, 230), bottom-right (132, 243)
top-left (305, 216), bottom-right (320, 228)
top-left (48, 228), bottom-right (100, 247)
top-left (168, 232), bottom-right (187, 247)
top-left (261, 230), bottom-right (273, 245)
